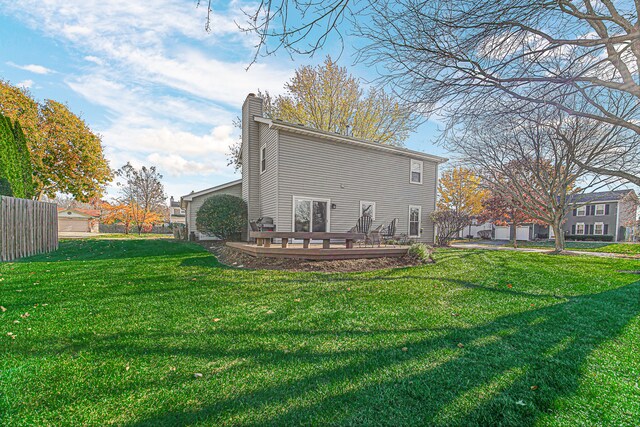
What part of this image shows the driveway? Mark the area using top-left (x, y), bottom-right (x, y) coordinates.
top-left (58, 232), bottom-right (98, 239)
top-left (450, 242), bottom-right (636, 259)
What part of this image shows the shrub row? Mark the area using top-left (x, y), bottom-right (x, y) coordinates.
top-left (565, 234), bottom-right (614, 242)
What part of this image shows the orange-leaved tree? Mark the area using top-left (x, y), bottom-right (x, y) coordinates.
top-left (0, 80), bottom-right (112, 201)
top-left (438, 167), bottom-right (489, 216)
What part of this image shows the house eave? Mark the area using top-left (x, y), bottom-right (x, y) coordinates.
top-left (180, 179), bottom-right (242, 205)
top-left (254, 117), bottom-right (449, 164)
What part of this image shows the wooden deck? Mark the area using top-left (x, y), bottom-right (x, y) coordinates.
top-left (227, 242), bottom-right (410, 260)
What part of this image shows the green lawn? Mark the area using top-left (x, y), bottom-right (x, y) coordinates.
top-left (1, 240), bottom-right (639, 426)
top-left (511, 240), bottom-right (640, 255)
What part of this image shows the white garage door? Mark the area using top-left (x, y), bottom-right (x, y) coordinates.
top-left (59, 218), bottom-right (88, 232)
top-left (516, 226), bottom-right (530, 241)
top-left (494, 226), bottom-right (510, 240)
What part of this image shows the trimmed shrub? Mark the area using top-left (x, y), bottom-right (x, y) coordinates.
top-left (408, 243), bottom-right (433, 264)
top-left (196, 194), bottom-right (247, 241)
top-left (565, 234), bottom-right (614, 242)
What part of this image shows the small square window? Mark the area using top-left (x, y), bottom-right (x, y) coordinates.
top-left (595, 204), bottom-right (605, 216)
top-left (360, 201), bottom-right (376, 220)
top-left (576, 206), bottom-right (586, 216)
top-left (410, 159), bottom-right (423, 184)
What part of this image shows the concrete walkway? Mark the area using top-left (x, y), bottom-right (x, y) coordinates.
top-left (451, 242), bottom-right (640, 259)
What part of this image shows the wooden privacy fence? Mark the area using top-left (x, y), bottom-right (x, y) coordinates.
top-left (0, 196), bottom-right (58, 262)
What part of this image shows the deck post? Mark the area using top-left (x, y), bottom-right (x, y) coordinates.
top-left (346, 239), bottom-right (353, 249)
top-left (281, 238), bottom-right (288, 248)
top-left (303, 239), bottom-right (310, 249)
top-left (322, 239), bottom-right (330, 249)
top-left (264, 238), bottom-right (271, 248)
top-left (257, 238), bottom-right (263, 246)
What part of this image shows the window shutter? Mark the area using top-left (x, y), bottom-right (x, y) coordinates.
top-left (591, 205), bottom-right (596, 215)
top-left (573, 209), bottom-right (577, 216)
top-left (605, 204), bottom-right (610, 215)
top-left (604, 224), bottom-right (609, 234)
top-left (571, 224), bottom-right (576, 234)
top-left (589, 224), bottom-right (594, 234)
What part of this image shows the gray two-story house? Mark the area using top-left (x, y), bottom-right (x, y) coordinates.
top-left (558, 189), bottom-right (639, 241)
top-left (182, 93), bottom-right (447, 243)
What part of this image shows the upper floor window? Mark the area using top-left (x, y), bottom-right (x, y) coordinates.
top-left (260, 144), bottom-right (266, 173)
top-left (595, 204), bottom-right (605, 215)
top-left (360, 201), bottom-right (376, 220)
top-left (575, 223), bottom-right (585, 235)
top-left (576, 206), bottom-right (586, 216)
top-left (410, 159), bottom-right (423, 184)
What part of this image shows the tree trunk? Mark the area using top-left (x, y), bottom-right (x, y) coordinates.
top-left (510, 222), bottom-right (518, 248)
top-left (551, 220), bottom-right (565, 254)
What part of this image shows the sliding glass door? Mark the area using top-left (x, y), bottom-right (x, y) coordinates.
top-left (294, 197), bottom-right (329, 232)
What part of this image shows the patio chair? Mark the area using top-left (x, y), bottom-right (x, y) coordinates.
top-left (354, 215), bottom-right (373, 247)
top-left (249, 221), bottom-right (259, 232)
top-left (381, 218), bottom-right (398, 244)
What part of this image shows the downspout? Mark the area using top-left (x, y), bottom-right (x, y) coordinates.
top-left (615, 201), bottom-right (620, 241)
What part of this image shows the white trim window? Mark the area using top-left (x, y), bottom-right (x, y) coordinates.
top-left (576, 206), bottom-right (587, 216)
top-left (576, 222), bottom-right (585, 235)
top-left (594, 222), bottom-right (604, 235)
top-left (359, 201), bottom-right (376, 220)
top-left (410, 159), bottom-right (423, 184)
top-left (408, 205), bottom-right (422, 237)
top-left (260, 144), bottom-right (267, 174)
top-left (595, 204), bottom-right (605, 216)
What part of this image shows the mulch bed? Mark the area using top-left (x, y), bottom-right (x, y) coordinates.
top-left (199, 241), bottom-right (426, 272)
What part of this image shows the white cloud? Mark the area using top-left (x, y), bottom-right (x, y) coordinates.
top-left (146, 153), bottom-right (225, 176)
top-left (1, 0), bottom-right (294, 197)
top-left (7, 62), bottom-right (54, 74)
top-left (16, 79), bottom-right (34, 89)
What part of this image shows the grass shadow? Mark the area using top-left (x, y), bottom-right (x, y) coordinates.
top-left (116, 281), bottom-right (640, 426)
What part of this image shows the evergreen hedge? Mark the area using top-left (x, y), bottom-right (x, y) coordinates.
top-left (0, 113), bottom-right (33, 198)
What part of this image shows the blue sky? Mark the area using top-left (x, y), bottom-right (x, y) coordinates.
top-left (0, 1), bottom-right (446, 200)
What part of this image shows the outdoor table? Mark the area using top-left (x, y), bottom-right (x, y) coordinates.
top-left (249, 231), bottom-right (365, 249)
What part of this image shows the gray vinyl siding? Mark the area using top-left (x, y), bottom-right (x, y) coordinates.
top-left (186, 183), bottom-right (242, 240)
top-left (275, 131), bottom-right (438, 243)
top-left (564, 201), bottom-right (619, 239)
top-left (258, 124), bottom-right (279, 221)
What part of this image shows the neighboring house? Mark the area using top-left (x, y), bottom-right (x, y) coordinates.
top-left (168, 196), bottom-right (186, 225)
top-left (459, 220), bottom-right (539, 241)
top-left (182, 93), bottom-right (447, 243)
top-left (181, 180), bottom-right (242, 240)
top-left (552, 189), bottom-right (639, 242)
top-left (57, 208), bottom-right (100, 233)
top-left (473, 189), bottom-right (639, 242)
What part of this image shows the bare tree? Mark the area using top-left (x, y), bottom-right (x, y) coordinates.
top-left (116, 163), bottom-right (167, 235)
top-left (447, 105), bottom-right (615, 253)
top-left (431, 209), bottom-right (471, 246)
top-left (212, 0), bottom-right (640, 185)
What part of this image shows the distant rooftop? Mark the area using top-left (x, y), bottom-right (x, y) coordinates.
top-left (568, 189), bottom-right (636, 204)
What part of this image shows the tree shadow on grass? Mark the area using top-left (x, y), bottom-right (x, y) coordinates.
top-left (20, 239), bottom-right (206, 263)
top-left (119, 281), bottom-right (640, 426)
